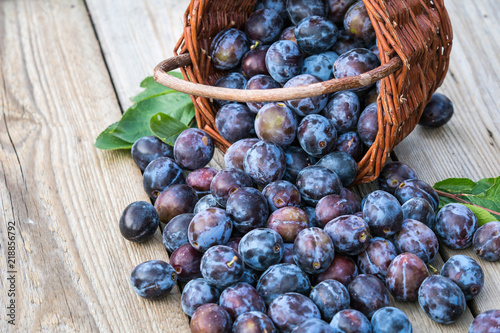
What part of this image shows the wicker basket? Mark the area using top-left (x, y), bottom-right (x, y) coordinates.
top-left (154, 0), bottom-right (453, 185)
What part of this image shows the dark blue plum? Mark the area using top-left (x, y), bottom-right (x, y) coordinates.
top-left (316, 151), bottom-right (357, 186)
top-left (255, 102), bottom-right (297, 147)
top-left (327, 0), bottom-right (357, 24)
top-left (181, 278), bottom-right (220, 317)
top-left (257, 263), bottom-right (311, 305)
top-left (188, 207), bottom-right (233, 251)
top-left (233, 311), bottom-right (277, 333)
top-left (142, 157), bottom-right (185, 200)
top-left (402, 197), bottom-right (436, 229)
top-left (330, 309), bottom-right (372, 333)
top-left (371, 307), bottom-right (412, 333)
top-left (435, 203), bottom-right (478, 249)
top-left (174, 128), bottom-right (214, 171)
top-left (256, 0), bottom-right (288, 20)
top-left (246, 9), bottom-right (284, 45)
top-left (219, 282), bottom-right (266, 319)
top-left (131, 136), bottom-right (174, 172)
top-left (244, 141), bottom-right (286, 186)
top-left (263, 180), bottom-right (301, 211)
top-left (215, 103), bottom-right (256, 143)
top-left (357, 237), bottom-right (397, 282)
top-left (187, 167), bottom-right (218, 197)
top-left (283, 146), bottom-right (316, 182)
top-left (310, 279), bottom-right (350, 322)
top-left (324, 215), bottom-right (371, 255)
top-left (241, 45), bottom-right (270, 78)
top-left (239, 228), bottom-right (284, 271)
top-left (287, 0), bottom-right (327, 25)
top-left (363, 190), bottom-right (404, 237)
top-left (170, 243), bottom-right (203, 282)
top-left (473, 221), bottom-right (500, 261)
top-left (200, 245), bottom-right (244, 288)
top-left (119, 201), bottom-right (159, 242)
top-left (377, 162), bottom-right (418, 195)
top-left (285, 74), bottom-right (329, 116)
top-left (322, 91), bottom-right (361, 134)
top-left (224, 138), bottom-right (259, 170)
top-left (267, 207), bottom-right (309, 243)
top-left (313, 254), bottom-right (359, 286)
top-left (348, 274), bottom-right (391, 319)
top-left (357, 103), bottom-right (379, 147)
top-left (295, 16), bottom-right (339, 54)
top-left (419, 93), bottom-right (454, 128)
top-left (154, 184), bottom-right (198, 223)
top-left (162, 213), bottom-right (194, 253)
top-left (394, 219), bottom-right (439, 264)
top-left (245, 74), bottom-right (282, 113)
top-left (296, 165), bottom-right (342, 206)
top-left (213, 72), bottom-right (248, 108)
top-left (190, 303), bottom-right (233, 333)
top-left (302, 54), bottom-right (335, 81)
top-left (315, 194), bottom-right (355, 228)
top-left (418, 275), bottom-right (466, 325)
top-left (469, 309), bottom-right (500, 333)
top-left (268, 293), bottom-right (321, 332)
top-left (298, 115), bottom-right (338, 157)
top-left (343, 1), bottom-right (375, 42)
top-left (210, 168), bottom-right (254, 207)
top-left (395, 179), bottom-right (439, 211)
top-left (334, 48), bottom-right (380, 79)
top-left (441, 255), bottom-right (484, 300)
top-left (386, 253), bottom-right (429, 302)
top-left (211, 28), bottom-right (250, 70)
top-left (266, 40), bottom-right (304, 83)
top-left (193, 194), bottom-right (220, 214)
top-left (293, 318), bottom-right (334, 333)
top-left (227, 187), bottom-right (269, 233)
top-left (340, 187), bottom-right (361, 213)
top-left (331, 29), bottom-right (365, 55)
top-left (335, 131), bottom-right (364, 162)
top-left (130, 260), bottom-right (177, 299)
top-left (293, 227), bottom-right (335, 274)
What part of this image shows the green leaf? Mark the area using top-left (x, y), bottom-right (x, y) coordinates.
top-left (463, 204), bottom-right (499, 226)
top-left (150, 112), bottom-right (188, 146)
top-left (94, 122), bottom-right (133, 150)
top-left (434, 176), bottom-right (500, 221)
top-left (95, 73), bottom-right (195, 150)
top-left (433, 178), bottom-right (476, 194)
top-left (110, 91), bottom-right (194, 143)
top-left (131, 73), bottom-right (184, 102)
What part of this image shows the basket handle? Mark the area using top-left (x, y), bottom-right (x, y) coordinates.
top-left (154, 53), bottom-right (403, 102)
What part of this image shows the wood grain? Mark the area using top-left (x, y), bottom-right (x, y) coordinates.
top-left (85, 0), bottom-right (190, 110)
top-left (394, 0), bottom-right (500, 318)
top-left (0, 0), bottom-right (189, 331)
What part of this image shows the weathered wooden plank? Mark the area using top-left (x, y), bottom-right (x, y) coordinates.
top-left (85, 0), bottom-right (191, 110)
top-left (0, 0), bottom-right (189, 331)
top-left (394, 0), bottom-right (500, 318)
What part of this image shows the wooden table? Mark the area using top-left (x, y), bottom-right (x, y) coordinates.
top-left (1, 0), bottom-right (499, 332)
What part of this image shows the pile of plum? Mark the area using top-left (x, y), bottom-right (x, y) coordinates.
top-left (118, 0), bottom-right (497, 332)
top-left (123, 130), bottom-right (500, 332)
